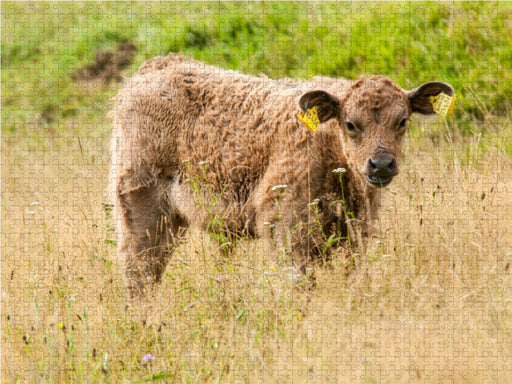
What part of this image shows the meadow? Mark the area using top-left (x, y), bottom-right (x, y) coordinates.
top-left (2, 2), bottom-right (512, 382)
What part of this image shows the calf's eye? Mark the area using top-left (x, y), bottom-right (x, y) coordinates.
top-left (398, 118), bottom-right (408, 129)
top-left (346, 122), bottom-right (357, 132)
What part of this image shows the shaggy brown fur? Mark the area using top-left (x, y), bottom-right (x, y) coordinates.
top-left (110, 53), bottom-right (453, 296)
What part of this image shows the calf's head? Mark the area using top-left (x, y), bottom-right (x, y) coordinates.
top-left (299, 76), bottom-right (454, 187)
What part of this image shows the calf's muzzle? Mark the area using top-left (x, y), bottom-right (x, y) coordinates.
top-left (366, 156), bottom-right (398, 187)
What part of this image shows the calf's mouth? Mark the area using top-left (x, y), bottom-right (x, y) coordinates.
top-left (366, 174), bottom-right (393, 187)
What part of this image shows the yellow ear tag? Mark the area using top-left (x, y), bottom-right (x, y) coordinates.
top-left (430, 92), bottom-right (456, 117)
top-left (298, 106), bottom-right (320, 132)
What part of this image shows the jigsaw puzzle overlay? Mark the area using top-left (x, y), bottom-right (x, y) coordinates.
top-left (2, 2), bottom-right (512, 382)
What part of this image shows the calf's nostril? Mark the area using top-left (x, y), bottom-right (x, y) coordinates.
top-left (387, 158), bottom-right (396, 172)
top-left (368, 158), bottom-right (396, 174)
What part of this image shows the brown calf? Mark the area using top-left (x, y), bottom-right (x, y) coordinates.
top-left (110, 53), bottom-right (453, 296)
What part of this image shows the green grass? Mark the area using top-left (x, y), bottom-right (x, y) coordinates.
top-left (2, 2), bottom-right (512, 383)
top-left (2, 2), bottom-right (512, 137)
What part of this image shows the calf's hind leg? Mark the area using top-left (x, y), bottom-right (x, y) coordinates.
top-left (117, 178), bottom-right (187, 297)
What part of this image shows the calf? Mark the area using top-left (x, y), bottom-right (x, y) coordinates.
top-left (110, 53), bottom-right (454, 296)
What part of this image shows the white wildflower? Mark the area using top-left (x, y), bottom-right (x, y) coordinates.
top-left (271, 184), bottom-right (287, 192)
top-left (307, 199), bottom-right (320, 207)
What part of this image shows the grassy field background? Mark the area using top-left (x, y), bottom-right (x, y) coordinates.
top-left (2, 2), bottom-right (512, 382)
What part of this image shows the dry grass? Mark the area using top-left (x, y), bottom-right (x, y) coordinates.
top-left (2, 117), bottom-right (512, 382)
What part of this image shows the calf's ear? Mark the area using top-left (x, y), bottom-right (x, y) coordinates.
top-left (408, 81), bottom-right (455, 115)
top-left (299, 90), bottom-right (340, 123)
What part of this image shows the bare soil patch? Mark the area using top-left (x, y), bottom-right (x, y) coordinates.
top-left (73, 43), bottom-right (137, 83)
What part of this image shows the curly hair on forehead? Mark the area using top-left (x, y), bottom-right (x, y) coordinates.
top-left (341, 76), bottom-right (406, 111)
